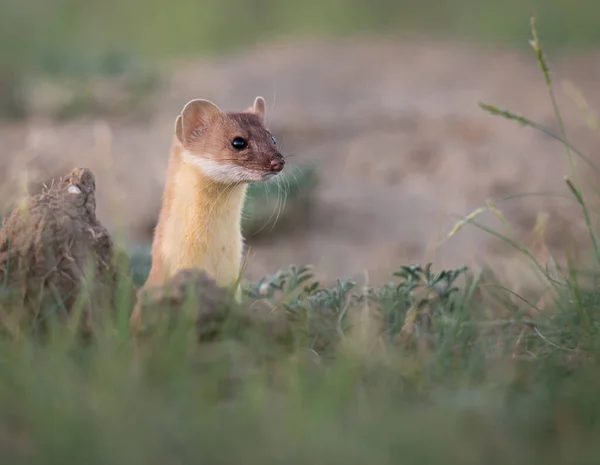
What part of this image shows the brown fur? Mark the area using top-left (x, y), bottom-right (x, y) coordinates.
top-left (175, 98), bottom-right (282, 174)
top-left (130, 97), bottom-right (284, 330)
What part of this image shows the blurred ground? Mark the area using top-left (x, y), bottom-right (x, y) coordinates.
top-left (2, 36), bottom-right (600, 285)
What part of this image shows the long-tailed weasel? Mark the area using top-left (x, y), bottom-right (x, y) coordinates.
top-left (131, 96), bottom-right (284, 328)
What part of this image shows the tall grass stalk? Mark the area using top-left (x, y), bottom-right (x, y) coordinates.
top-left (479, 14), bottom-right (600, 267)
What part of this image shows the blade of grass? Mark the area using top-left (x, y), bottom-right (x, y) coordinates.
top-left (562, 80), bottom-right (600, 138)
top-left (529, 13), bottom-right (579, 189)
top-left (565, 177), bottom-right (600, 265)
top-left (456, 215), bottom-right (555, 288)
top-left (478, 103), bottom-right (600, 177)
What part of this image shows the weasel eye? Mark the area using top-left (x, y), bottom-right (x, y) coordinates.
top-left (271, 136), bottom-right (277, 145)
top-left (232, 137), bottom-right (247, 150)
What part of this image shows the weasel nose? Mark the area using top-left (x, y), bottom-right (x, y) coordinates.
top-left (270, 158), bottom-right (284, 172)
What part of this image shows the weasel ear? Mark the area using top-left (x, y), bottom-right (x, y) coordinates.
top-left (250, 96), bottom-right (266, 121)
top-left (174, 115), bottom-right (184, 143)
top-left (176, 99), bottom-right (222, 146)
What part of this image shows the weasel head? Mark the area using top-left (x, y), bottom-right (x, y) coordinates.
top-left (175, 96), bottom-right (285, 184)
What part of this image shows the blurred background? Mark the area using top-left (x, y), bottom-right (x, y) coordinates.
top-left (2, 0), bottom-right (600, 285)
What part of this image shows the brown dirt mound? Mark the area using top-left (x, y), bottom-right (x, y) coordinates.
top-left (135, 267), bottom-right (291, 346)
top-left (0, 167), bottom-right (131, 336)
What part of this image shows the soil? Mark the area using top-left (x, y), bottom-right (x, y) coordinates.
top-left (0, 168), bottom-right (129, 335)
top-left (2, 36), bottom-right (600, 287)
top-left (135, 267), bottom-right (291, 345)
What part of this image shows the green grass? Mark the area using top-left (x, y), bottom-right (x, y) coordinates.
top-left (3, 0), bottom-right (600, 77)
top-left (4, 0), bottom-right (600, 64)
top-left (2, 14), bottom-right (600, 464)
top-left (3, 0), bottom-right (600, 118)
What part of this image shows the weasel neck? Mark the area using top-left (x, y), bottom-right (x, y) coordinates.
top-left (153, 144), bottom-right (248, 289)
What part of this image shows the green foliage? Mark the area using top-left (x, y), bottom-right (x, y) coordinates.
top-left (128, 243), bottom-right (153, 287)
top-left (2, 49), bottom-right (160, 120)
top-left (3, 0), bottom-right (600, 70)
top-left (4, 0), bottom-right (600, 119)
top-left (3, 0), bottom-right (600, 119)
top-left (2, 255), bottom-right (600, 464)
